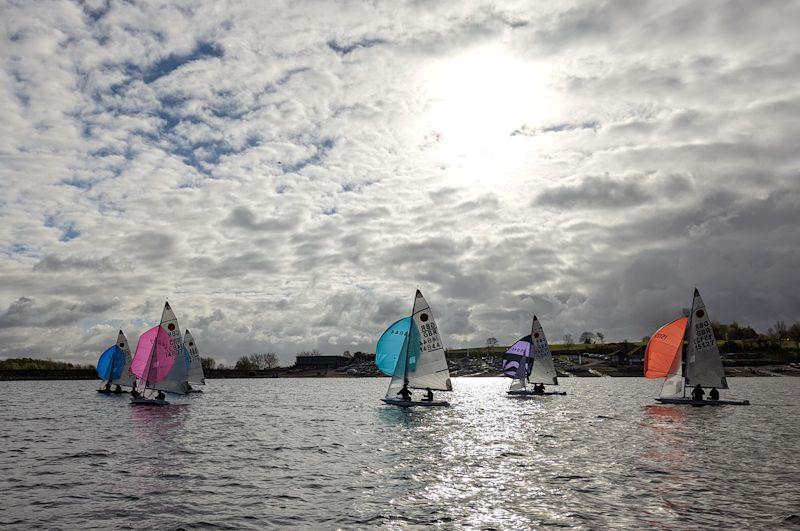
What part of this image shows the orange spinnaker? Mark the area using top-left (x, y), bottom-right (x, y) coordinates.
top-left (644, 317), bottom-right (688, 379)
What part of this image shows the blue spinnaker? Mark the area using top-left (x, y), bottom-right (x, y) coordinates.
top-left (376, 317), bottom-right (411, 376)
top-left (97, 345), bottom-right (125, 381)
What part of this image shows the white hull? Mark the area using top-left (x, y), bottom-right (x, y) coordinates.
top-left (130, 397), bottom-right (170, 406)
top-left (655, 397), bottom-right (749, 406)
top-left (381, 398), bottom-right (450, 407)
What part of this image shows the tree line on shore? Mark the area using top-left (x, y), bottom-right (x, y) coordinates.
top-left (553, 320), bottom-right (800, 348)
top-left (2, 320), bottom-right (798, 372)
top-left (0, 358), bottom-right (95, 371)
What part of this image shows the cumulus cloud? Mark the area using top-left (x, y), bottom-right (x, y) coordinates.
top-left (0, 0), bottom-right (798, 365)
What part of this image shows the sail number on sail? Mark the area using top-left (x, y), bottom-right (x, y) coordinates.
top-left (692, 320), bottom-right (716, 351)
top-left (533, 337), bottom-right (551, 356)
top-left (419, 322), bottom-right (442, 352)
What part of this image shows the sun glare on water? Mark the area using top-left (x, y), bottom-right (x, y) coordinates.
top-left (419, 45), bottom-right (554, 185)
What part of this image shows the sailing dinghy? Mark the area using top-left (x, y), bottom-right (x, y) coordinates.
top-left (183, 329), bottom-right (205, 393)
top-left (502, 316), bottom-right (565, 396)
top-left (129, 302), bottom-right (190, 406)
top-left (96, 330), bottom-right (135, 394)
top-left (376, 290), bottom-right (452, 407)
top-left (644, 289), bottom-right (749, 406)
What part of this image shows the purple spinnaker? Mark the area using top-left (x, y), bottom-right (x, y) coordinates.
top-left (501, 336), bottom-right (532, 377)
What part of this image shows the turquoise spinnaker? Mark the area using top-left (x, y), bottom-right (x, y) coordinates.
top-left (97, 345), bottom-right (125, 381)
top-left (376, 317), bottom-right (412, 376)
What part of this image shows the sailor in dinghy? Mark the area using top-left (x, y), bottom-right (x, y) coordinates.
top-left (183, 329), bottom-right (205, 393)
top-left (375, 290), bottom-right (453, 407)
top-left (644, 289), bottom-right (749, 406)
top-left (96, 330), bottom-right (135, 395)
top-left (503, 316), bottom-right (566, 396)
top-left (129, 302), bottom-right (191, 406)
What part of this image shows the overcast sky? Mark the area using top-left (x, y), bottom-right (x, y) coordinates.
top-left (1, 0), bottom-right (799, 366)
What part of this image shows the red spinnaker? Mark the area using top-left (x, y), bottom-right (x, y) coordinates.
top-left (644, 317), bottom-right (688, 379)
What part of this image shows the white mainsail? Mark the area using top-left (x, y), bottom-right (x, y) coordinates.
top-left (384, 290), bottom-right (452, 399)
top-left (152, 302), bottom-right (189, 395)
top-left (112, 330), bottom-right (135, 387)
top-left (529, 316), bottom-right (558, 385)
top-left (134, 302), bottom-right (189, 396)
top-left (183, 329), bottom-right (205, 386)
top-left (684, 289), bottom-right (728, 389)
top-left (406, 290), bottom-right (452, 391)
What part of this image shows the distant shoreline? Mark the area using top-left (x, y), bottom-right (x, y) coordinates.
top-left (1, 364), bottom-right (798, 381)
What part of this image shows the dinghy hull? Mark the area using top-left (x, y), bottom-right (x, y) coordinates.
top-left (507, 390), bottom-right (566, 396)
top-left (97, 389), bottom-right (112, 395)
top-left (381, 398), bottom-right (450, 407)
top-left (130, 398), bottom-right (170, 406)
top-left (655, 397), bottom-right (749, 406)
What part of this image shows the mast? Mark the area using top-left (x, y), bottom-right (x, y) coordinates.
top-left (682, 301), bottom-right (692, 398)
top-left (403, 290), bottom-right (418, 384)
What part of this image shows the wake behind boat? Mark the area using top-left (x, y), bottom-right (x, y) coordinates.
top-left (501, 315), bottom-right (564, 397)
top-left (375, 290), bottom-right (453, 407)
top-left (645, 289), bottom-right (750, 406)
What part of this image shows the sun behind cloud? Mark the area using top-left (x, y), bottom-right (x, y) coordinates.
top-left (419, 43), bottom-right (555, 185)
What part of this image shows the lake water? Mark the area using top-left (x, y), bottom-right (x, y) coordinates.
top-left (1, 377), bottom-right (798, 529)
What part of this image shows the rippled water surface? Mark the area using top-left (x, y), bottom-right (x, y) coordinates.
top-left (1, 377), bottom-right (798, 529)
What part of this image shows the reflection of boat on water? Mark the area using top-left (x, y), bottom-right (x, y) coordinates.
top-left (644, 289), bottom-right (749, 406)
top-left (501, 315), bottom-right (564, 397)
top-left (644, 404), bottom-right (689, 421)
top-left (375, 290), bottom-right (452, 408)
top-left (130, 302), bottom-right (190, 406)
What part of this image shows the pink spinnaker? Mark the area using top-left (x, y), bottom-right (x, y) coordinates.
top-left (130, 325), bottom-right (179, 384)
